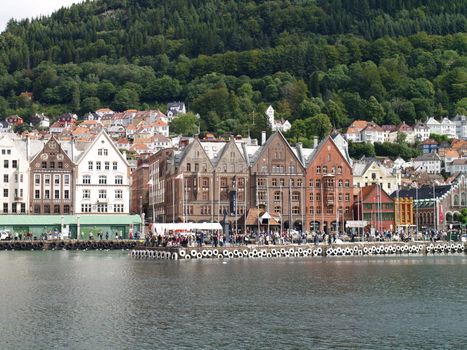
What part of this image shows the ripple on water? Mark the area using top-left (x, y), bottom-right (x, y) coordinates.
top-left (0, 252), bottom-right (466, 349)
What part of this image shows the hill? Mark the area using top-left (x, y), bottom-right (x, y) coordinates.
top-left (0, 0), bottom-right (465, 142)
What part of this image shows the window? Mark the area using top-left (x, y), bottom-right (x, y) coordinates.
top-left (114, 204), bottom-right (124, 213)
top-left (274, 206), bottom-right (281, 213)
top-left (323, 166), bottom-right (327, 174)
top-left (81, 204), bottom-right (91, 213)
top-left (64, 190), bottom-right (69, 199)
top-left (280, 178), bottom-right (285, 186)
top-left (257, 178), bottom-right (265, 187)
top-left (3, 203), bottom-right (8, 213)
top-left (114, 176), bottom-right (123, 185)
top-left (297, 179), bottom-right (302, 187)
top-left (49, 161), bottom-right (55, 169)
top-left (88, 161), bottom-right (93, 170)
top-left (58, 162), bottom-right (63, 169)
top-left (105, 162), bottom-right (110, 170)
top-left (42, 161), bottom-right (47, 168)
top-left (113, 162), bottom-right (118, 170)
top-left (195, 163), bottom-right (199, 172)
top-left (44, 175), bottom-right (50, 185)
top-left (54, 190), bottom-right (60, 199)
top-left (97, 204), bottom-right (108, 213)
top-left (14, 174), bottom-right (18, 183)
top-left (83, 190), bottom-right (90, 199)
top-left (315, 180), bottom-right (320, 188)
top-left (292, 191), bottom-right (300, 201)
top-left (96, 161), bottom-right (101, 170)
top-left (115, 190), bottom-right (123, 199)
top-left (12, 160), bottom-right (17, 168)
top-left (98, 190), bottom-right (107, 199)
top-left (20, 174), bottom-right (23, 183)
top-left (44, 190), bottom-right (50, 199)
top-left (3, 160), bottom-right (8, 168)
top-left (35, 190), bottom-right (40, 199)
top-left (345, 193), bottom-right (350, 202)
top-left (338, 180), bottom-right (343, 187)
top-left (54, 175), bottom-right (60, 185)
top-left (64, 175), bottom-right (70, 185)
top-left (337, 166), bottom-right (342, 174)
top-left (20, 203), bottom-right (25, 213)
top-left (274, 191), bottom-right (281, 201)
top-left (186, 163), bottom-right (191, 171)
top-left (326, 207), bottom-right (333, 214)
top-left (103, 149), bottom-right (108, 156)
top-left (272, 178), bottom-right (277, 187)
top-left (99, 175), bottom-right (107, 185)
top-left (54, 205), bottom-right (60, 214)
top-left (3, 174), bottom-right (8, 183)
top-left (44, 205), bottom-right (50, 214)
top-left (64, 205), bottom-right (70, 214)
top-left (83, 175), bottom-right (91, 184)
top-left (3, 189), bottom-right (8, 197)
top-left (309, 193), bottom-right (314, 201)
top-left (98, 149), bottom-right (102, 156)
top-left (292, 206), bottom-right (300, 215)
top-left (35, 174), bottom-right (40, 185)
top-left (34, 205), bottom-right (40, 214)
top-left (345, 180), bottom-right (350, 188)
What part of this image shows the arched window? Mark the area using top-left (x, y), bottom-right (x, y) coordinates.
top-left (461, 192), bottom-right (466, 206)
top-left (453, 194), bottom-right (459, 206)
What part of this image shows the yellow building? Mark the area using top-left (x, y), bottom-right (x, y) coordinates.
top-left (394, 197), bottom-right (414, 229)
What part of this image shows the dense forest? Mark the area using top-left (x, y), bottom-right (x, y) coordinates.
top-left (0, 0), bottom-right (465, 143)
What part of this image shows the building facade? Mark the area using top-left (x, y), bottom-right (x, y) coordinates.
top-left (29, 137), bottom-right (74, 214)
top-left (355, 184), bottom-right (395, 233)
top-left (74, 131), bottom-right (130, 214)
top-left (305, 136), bottom-right (354, 233)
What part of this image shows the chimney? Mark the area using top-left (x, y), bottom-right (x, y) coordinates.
top-left (313, 136), bottom-right (318, 148)
top-left (261, 131), bottom-right (266, 145)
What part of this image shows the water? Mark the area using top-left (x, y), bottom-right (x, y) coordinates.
top-left (0, 251), bottom-right (466, 349)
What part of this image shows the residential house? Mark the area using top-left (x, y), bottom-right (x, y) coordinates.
top-left (166, 102), bottom-right (186, 121)
top-left (452, 114), bottom-right (467, 140)
top-left (266, 105), bottom-right (291, 133)
top-left (0, 121), bottom-right (11, 133)
top-left (446, 159), bottom-right (467, 174)
top-left (6, 115), bottom-right (23, 127)
top-left (414, 122), bottom-right (430, 142)
top-left (412, 153), bottom-right (442, 174)
top-left (361, 122), bottom-right (385, 143)
top-left (344, 120), bottom-right (368, 142)
top-left (420, 139), bottom-right (438, 154)
top-left (354, 184), bottom-right (395, 233)
top-left (353, 159), bottom-right (401, 194)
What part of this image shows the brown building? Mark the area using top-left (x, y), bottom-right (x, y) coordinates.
top-left (305, 136), bottom-right (354, 233)
top-left (29, 137), bottom-right (74, 214)
top-left (247, 132), bottom-right (306, 232)
top-left (130, 158), bottom-right (149, 215)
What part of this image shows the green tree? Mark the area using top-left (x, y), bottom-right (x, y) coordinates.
top-left (171, 113), bottom-right (199, 136)
top-left (112, 88), bottom-right (139, 111)
top-left (348, 141), bottom-right (375, 159)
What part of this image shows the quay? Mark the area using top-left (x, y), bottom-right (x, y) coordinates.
top-left (0, 239), bottom-right (138, 251)
top-left (131, 241), bottom-right (467, 260)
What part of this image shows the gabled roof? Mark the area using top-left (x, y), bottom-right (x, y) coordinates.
top-left (306, 135), bottom-right (351, 169)
top-left (213, 138), bottom-right (247, 169)
top-left (251, 131), bottom-right (304, 169)
top-left (176, 137), bottom-right (214, 169)
top-left (75, 129), bottom-right (128, 166)
top-left (393, 185), bottom-right (451, 200)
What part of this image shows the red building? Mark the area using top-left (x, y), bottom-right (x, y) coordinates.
top-left (354, 184), bottom-right (395, 233)
top-left (305, 136), bottom-right (354, 233)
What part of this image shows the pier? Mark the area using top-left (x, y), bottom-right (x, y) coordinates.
top-left (0, 239), bottom-right (138, 251)
top-left (131, 241), bottom-right (467, 260)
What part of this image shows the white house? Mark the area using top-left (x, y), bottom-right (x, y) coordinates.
top-left (361, 122), bottom-right (385, 143)
top-left (166, 102), bottom-right (186, 121)
top-left (412, 153), bottom-right (442, 174)
top-left (74, 130), bottom-right (130, 214)
top-left (414, 122), bottom-right (430, 142)
top-left (353, 159), bottom-right (401, 193)
top-left (427, 117), bottom-right (456, 138)
top-left (446, 159), bottom-right (467, 174)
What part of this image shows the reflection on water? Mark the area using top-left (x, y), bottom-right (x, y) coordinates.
top-left (0, 251), bottom-right (466, 349)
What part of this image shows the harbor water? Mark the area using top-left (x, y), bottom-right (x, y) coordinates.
top-left (0, 251), bottom-right (466, 349)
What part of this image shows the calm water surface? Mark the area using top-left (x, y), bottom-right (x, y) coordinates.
top-left (0, 251), bottom-right (466, 349)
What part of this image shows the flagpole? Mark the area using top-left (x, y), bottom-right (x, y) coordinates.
top-left (172, 177), bottom-right (175, 223)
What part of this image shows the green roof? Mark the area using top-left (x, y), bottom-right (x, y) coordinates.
top-left (0, 215), bottom-right (141, 226)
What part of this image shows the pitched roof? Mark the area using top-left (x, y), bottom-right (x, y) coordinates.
top-left (393, 185), bottom-right (451, 200)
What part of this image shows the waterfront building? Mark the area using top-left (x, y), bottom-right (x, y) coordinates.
top-left (74, 130), bottom-right (130, 215)
top-left (0, 133), bottom-right (30, 214)
top-left (29, 136), bottom-right (74, 214)
top-left (248, 132), bottom-right (305, 232)
top-left (354, 184), bottom-right (395, 233)
top-left (392, 196), bottom-right (414, 233)
top-left (305, 136), bottom-right (354, 233)
top-left (131, 158), bottom-right (149, 215)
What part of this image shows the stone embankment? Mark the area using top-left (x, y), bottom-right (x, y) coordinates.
top-left (0, 240), bottom-right (138, 250)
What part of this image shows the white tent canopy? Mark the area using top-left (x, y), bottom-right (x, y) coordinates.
top-left (152, 223), bottom-right (222, 236)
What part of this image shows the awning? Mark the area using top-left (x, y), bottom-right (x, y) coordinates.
top-left (152, 223), bottom-right (222, 235)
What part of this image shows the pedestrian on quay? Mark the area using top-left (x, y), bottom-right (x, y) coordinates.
top-left (89, 232), bottom-right (94, 240)
top-left (105, 232), bottom-right (109, 240)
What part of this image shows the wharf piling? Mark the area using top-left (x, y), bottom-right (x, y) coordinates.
top-left (131, 241), bottom-right (466, 260)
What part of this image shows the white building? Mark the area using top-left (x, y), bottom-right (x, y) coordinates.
top-left (353, 159), bottom-right (401, 193)
top-left (0, 133), bottom-right (30, 214)
top-left (74, 130), bottom-right (130, 214)
top-left (412, 153), bottom-right (442, 174)
top-left (414, 122), bottom-right (430, 142)
top-left (266, 105), bottom-right (291, 133)
top-left (361, 123), bottom-right (385, 143)
top-left (426, 117), bottom-right (456, 138)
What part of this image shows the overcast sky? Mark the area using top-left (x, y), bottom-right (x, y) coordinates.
top-left (0, 0), bottom-right (85, 32)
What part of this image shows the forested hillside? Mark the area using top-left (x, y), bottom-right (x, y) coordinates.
top-left (0, 0), bottom-right (465, 142)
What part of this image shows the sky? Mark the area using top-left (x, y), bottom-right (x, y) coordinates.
top-left (0, 0), bottom-right (85, 32)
